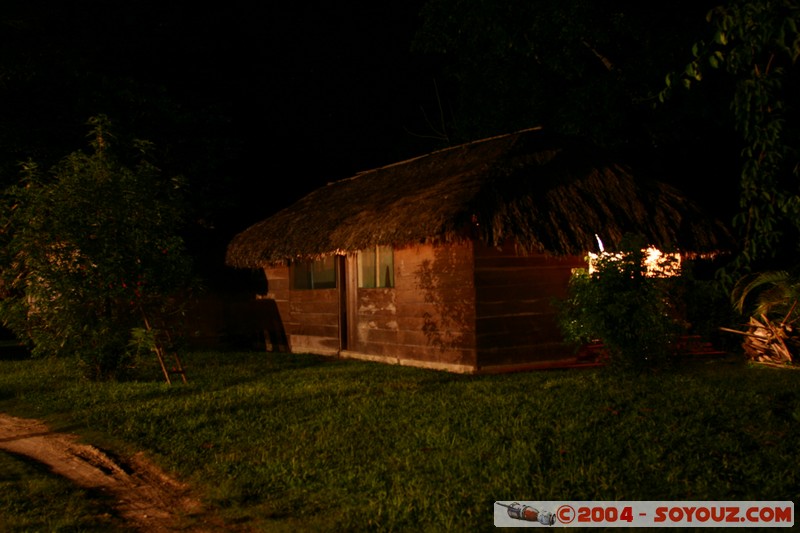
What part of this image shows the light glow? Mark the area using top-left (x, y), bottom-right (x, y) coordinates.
top-left (588, 247), bottom-right (681, 277)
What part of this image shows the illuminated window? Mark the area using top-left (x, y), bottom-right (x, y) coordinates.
top-left (358, 245), bottom-right (394, 288)
top-left (291, 256), bottom-right (336, 290)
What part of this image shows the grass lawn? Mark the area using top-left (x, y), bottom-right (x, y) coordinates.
top-left (0, 351), bottom-right (798, 531)
top-left (0, 450), bottom-right (132, 531)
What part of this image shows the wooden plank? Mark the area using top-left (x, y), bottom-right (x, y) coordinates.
top-left (477, 342), bottom-right (580, 367)
top-left (263, 267), bottom-right (291, 296)
top-left (264, 277), bottom-right (290, 292)
top-left (396, 328), bottom-right (473, 346)
top-left (290, 334), bottom-right (339, 355)
top-left (373, 342), bottom-right (475, 365)
top-left (475, 284), bottom-right (566, 303)
top-left (476, 315), bottom-right (563, 348)
top-left (391, 315), bottom-right (439, 331)
top-left (357, 327), bottom-right (399, 345)
top-left (397, 329), bottom-right (476, 350)
top-left (475, 299), bottom-right (556, 317)
top-left (472, 241), bottom-right (583, 261)
top-left (394, 244), bottom-right (475, 289)
top-left (476, 312), bottom-right (560, 330)
top-left (290, 300), bottom-right (339, 315)
top-left (392, 301), bottom-right (476, 324)
top-left (349, 341), bottom-right (392, 357)
top-left (477, 332), bottom-right (563, 350)
top-left (292, 323), bottom-right (339, 338)
top-left (289, 311), bottom-right (338, 325)
top-left (474, 268), bottom-right (573, 288)
top-left (356, 303), bottom-right (397, 318)
top-left (290, 289), bottom-right (339, 302)
top-left (263, 265), bottom-right (289, 276)
top-left (405, 274), bottom-right (475, 292)
top-left (474, 255), bottom-right (587, 269)
top-left (392, 291), bottom-right (472, 307)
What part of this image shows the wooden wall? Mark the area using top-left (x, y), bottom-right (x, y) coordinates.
top-left (347, 242), bottom-right (478, 370)
top-left (176, 290), bottom-right (277, 350)
top-left (473, 243), bottom-right (586, 370)
top-left (261, 264), bottom-right (340, 356)
top-left (257, 241), bottom-right (587, 373)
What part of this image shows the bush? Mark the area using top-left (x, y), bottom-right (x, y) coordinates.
top-left (557, 236), bottom-right (684, 372)
top-left (0, 116), bottom-right (194, 379)
top-left (674, 261), bottom-right (742, 354)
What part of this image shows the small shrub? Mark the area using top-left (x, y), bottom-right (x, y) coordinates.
top-left (728, 268), bottom-right (800, 365)
top-left (558, 236), bottom-right (683, 372)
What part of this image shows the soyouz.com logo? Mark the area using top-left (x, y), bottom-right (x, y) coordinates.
top-left (493, 501), bottom-right (794, 527)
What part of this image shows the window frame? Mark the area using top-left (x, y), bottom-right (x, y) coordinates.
top-left (290, 255), bottom-right (337, 290)
top-left (357, 245), bottom-right (394, 288)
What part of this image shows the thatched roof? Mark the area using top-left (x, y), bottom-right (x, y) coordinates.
top-left (226, 128), bottom-right (733, 268)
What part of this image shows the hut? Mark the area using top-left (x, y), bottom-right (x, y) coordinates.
top-left (225, 128), bottom-right (731, 373)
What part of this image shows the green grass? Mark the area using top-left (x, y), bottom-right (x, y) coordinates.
top-left (0, 351), bottom-right (798, 531)
top-left (0, 451), bottom-right (132, 532)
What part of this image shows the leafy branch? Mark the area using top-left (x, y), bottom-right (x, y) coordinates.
top-left (661, 0), bottom-right (800, 281)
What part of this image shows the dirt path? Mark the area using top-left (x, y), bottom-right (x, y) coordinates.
top-left (0, 413), bottom-right (219, 532)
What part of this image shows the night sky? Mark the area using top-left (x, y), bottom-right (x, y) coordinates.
top-left (0, 2), bottom-right (750, 284)
top-left (0, 1), bottom-right (450, 282)
top-left (2, 1), bottom-right (440, 218)
top-left (210, 2), bottom-right (440, 192)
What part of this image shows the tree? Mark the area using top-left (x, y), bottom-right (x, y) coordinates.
top-left (0, 116), bottom-right (194, 379)
top-left (0, 1), bottom-right (247, 286)
top-left (413, 0), bottom-right (722, 148)
top-left (662, 0), bottom-right (800, 279)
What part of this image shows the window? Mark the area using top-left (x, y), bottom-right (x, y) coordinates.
top-left (358, 245), bottom-right (394, 288)
top-left (291, 256), bottom-right (336, 290)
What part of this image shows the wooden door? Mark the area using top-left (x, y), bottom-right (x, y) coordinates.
top-left (337, 254), bottom-right (358, 352)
